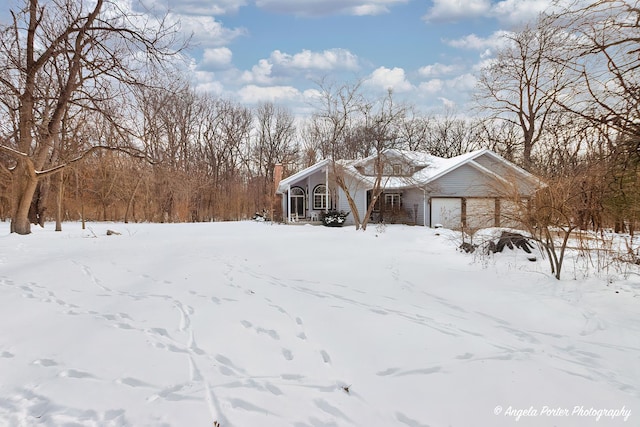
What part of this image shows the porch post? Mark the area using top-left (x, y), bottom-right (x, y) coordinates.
top-left (423, 188), bottom-right (427, 227)
top-left (287, 184), bottom-right (291, 223)
top-left (307, 176), bottom-right (311, 217)
top-left (325, 166), bottom-right (329, 211)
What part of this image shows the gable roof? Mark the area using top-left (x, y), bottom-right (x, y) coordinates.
top-left (341, 148), bottom-right (540, 189)
top-left (276, 158), bottom-right (330, 194)
top-left (276, 148), bottom-right (542, 193)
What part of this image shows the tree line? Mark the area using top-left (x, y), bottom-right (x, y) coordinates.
top-left (1, 0), bottom-right (639, 236)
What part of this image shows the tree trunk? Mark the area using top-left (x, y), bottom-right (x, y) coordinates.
top-left (55, 170), bottom-right (64, 231)
top-left (124, 174), bottom-right (142, 223)
top-left (11, 161), bottom-right (39, 235)
top-left (29, 179), bottom-right (49, 227)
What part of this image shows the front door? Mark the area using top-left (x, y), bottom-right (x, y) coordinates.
top-left (290, 187), bottom-right (305, 217)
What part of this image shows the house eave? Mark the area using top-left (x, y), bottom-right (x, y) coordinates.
top-left (276, 158), bottom-right (331, 194)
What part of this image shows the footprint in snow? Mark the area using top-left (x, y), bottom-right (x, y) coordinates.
top-left (114, 323), bottom-right (134, 330)
top-left (116, 377), bottom-right (153, 388)
top-left (256, 327), bottom-right (280, 340)
top-left (32, 359), bottom-right (57, 367)
top-left (59, 369), bottom-right (95, 379)
top-left (455, 352), bottom-right (474, 360)
top-left (282, 348), bottom-right (294, 361)
top-left (146, 327), bottom-right (171, 337)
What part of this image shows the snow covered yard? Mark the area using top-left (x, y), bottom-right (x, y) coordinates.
top-left (0, 221), bottom-right (638, 427)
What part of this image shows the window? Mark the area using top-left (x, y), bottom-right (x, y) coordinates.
top-left (313, 184), bottom-right (329, 210)
top-left (385, 193), bottom-right (402, 209)
top-left (392, 164), bottom-right (402, 175)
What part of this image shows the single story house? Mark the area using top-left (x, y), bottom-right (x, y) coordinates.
top-left (275, 148), bottom-right (541, 229)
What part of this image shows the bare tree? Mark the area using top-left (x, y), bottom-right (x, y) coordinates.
top-left (474, 15), bottom-right (575, 169)
top-left (252, 102), bottom-right (298, 204)
top-left (308, 79), bottom-right (367, 228)
top-left (550, 0), bottom-right (640, 232)
top-left (424, 109), bottom-right (480, 158)
top-left (397, 107), bottom-right (431, 151)
top-left (358, 89), bottom-right (407, 230)
top-left (0, 0), bottom-right (184, 234)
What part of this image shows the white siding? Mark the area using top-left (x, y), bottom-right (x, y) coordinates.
top-left (473, 154), bottom-right (537, 196)
top-left (336, 187), bottom-right (366, 226)
top-left (402, 188), bottom-right (425, 225)
top-left (428, 164), bottom-right (499, 198)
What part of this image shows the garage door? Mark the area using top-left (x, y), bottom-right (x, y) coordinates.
top-left (466, 198), bottom-right (495, 230)
top-left (498, 199), bottom-right (523, 228)
top-left (431, 198), bottom-right (461, 229)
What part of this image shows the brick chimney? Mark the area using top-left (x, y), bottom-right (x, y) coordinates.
top-left (273, 163), bottom-right (283, 195)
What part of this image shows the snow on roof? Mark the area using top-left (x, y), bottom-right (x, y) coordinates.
top-left (277, 148), bottom-right (539, 193)
top-left (276, 158), bottom-right (331, 194)
top-left (341, 148), bottom-right (495, 189)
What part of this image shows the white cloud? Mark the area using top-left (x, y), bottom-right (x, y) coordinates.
top-left (140, 0), bottom-right (247, 15)
top-left (350, 4), bottom-right (390, 16)
top-left (445, 30), bottom-right (512, 52)
top-left (202, 47), bottom-right (233, 68)
top-left (418, 74), bottom-right (477, 97)
top-left (438, 97), bottom-right (457, 109)
top-left (241, 59), bottom-right (274, 84)
top-left (424, 0), bottom-right (569, 25)
top-left (255, 0), bottom-right (407, 16)
top-left (418, 63), bottom-right (460, 78)
top-left (365, 67), bottom-right (413, 93)
top-left (448, 73), bottom-right (477, 92)
top-left (192, 70), bottom-right (224, 94)
top-left (237, 85), bottom-right (301, 103)
top-left (491, 0), bottom-right (553, 25)
top-left (423, 0), bottom-right (491, 22)
top-left (270, 49), bottom-right (359, 71)
top-left (419, 79), bottom-right (444, 94)
top-left (238, 48), bottom-right (359, 84)
top-left (472, 57), bottom-right (497, 72)
top-left (175, 14), bottom-right (246, 48)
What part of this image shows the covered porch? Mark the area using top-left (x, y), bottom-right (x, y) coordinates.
top-left (276, 159), bottom-right (336, 223)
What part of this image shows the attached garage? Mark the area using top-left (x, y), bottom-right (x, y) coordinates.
top-left (466, 198), bottom-right (496, 230)
top-left (431, 198), bottom-right (461, 229)
top-left (431, 197), bottom-right (500, 230)
top-left (498, 199), bottom-right (524, 228)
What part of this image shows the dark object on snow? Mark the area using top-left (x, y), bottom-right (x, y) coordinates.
top-left (253, 209), bottom-right (270, 221)
top-left (491, 231), bottom-right (534, 253)
top-left (106, 229), bottom-right (121, 236)
top-left (322, 210), bottom-right (350, 227)
top-left (460, 242), bottom-right (476, 253)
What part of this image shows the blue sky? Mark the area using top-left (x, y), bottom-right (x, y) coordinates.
top-left (4, 0), bottom-right (568, 115)
top-left (152, 0), bottom-right (566, 115)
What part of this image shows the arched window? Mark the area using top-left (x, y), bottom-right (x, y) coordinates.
top-left (313, 184), bottom-right (329, 210)
top-left (291, 187), bottom-right (305, 196)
